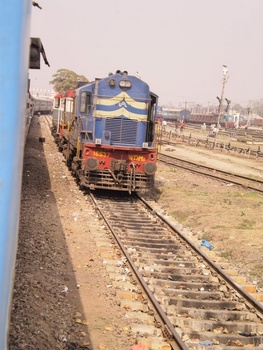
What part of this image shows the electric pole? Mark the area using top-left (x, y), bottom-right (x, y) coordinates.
top-left (214, 65), bottom-right (229, 148)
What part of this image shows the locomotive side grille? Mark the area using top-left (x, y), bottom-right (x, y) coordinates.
top-left (105, 118), bottom-right (137, 145)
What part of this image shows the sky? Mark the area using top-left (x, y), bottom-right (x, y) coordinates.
top-left (29, 0), bottom-right (263, 108)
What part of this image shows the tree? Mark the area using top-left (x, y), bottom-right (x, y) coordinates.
top-left (49, 68), bottom-right (89, 93)
top-left (232, 103), bottom-right (245, 114)
top-left (253, 106), bottom-right (263, 118)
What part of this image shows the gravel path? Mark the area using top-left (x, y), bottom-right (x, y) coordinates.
top-left (9, 116), bottom-right (134, 350)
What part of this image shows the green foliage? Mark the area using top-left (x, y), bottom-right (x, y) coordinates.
top-left (49, 68), bottom-right (89, 93)
top-left (232, 101), bottom-right (263, 117)
top-left (232, 103), bottom-right (244, 113)
top-left (253, 105), bottom-right (263, 118)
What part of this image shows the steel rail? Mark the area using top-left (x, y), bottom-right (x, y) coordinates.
top-left (158, 152), bottom-right (263, 194)
top-left (89, 193), bottom-right (188, 350)
top-left (139, 193), bottom-right (263, 317)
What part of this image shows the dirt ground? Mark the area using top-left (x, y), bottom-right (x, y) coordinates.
top-left (9, 117), bottom-right (135, 350)
top-left (9, 117), bottom-right (263, 350)
top-left (147, 141), bottom-right (263, 290)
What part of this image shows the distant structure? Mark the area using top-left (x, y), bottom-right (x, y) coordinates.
top-left (30, 88), bottom-right (55, 98)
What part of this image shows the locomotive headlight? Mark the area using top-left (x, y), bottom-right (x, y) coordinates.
top-left (109, 79), bottom-right (115, 86)
top-left (144, 162), bottom-right (157, 175)
top-left (119, 80), bottom-right (131, 88)
top-left (85, 158), bottom-right (99, 171)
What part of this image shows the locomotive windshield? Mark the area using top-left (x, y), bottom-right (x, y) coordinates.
top-left (54, 98), bottom-right (60, 108)
top-left (80, 91), bottom-right (91, 114)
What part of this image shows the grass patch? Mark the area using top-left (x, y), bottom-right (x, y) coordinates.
top-left (249, 263), bottom-right (263, 277)
top-left (201, 231), bottom-right (213, 241)
top-left (249, 263), bottom-right (263, 288)
top-left (211, 225), bottom-right (226, 230)
top-left (245, 191), bottom-right (263, 199)
top-left (236, 219), bottom-right (255, 229)
top-left (219, 250), bottom-right (233, 259)
top-left (176, 214), bottom-right (189, 223)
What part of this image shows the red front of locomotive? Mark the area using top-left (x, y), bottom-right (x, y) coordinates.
top-left (79, 144), bottom-right (157, 191)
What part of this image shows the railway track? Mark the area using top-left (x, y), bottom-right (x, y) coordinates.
top-left (158, 152), bottom-right (263, 194)
top-left (44, 114), bottom-right (263, 348)
top-left (91, 192), bottom-right (263, 350)
top-left (44, 114), bottom-right (263, 193)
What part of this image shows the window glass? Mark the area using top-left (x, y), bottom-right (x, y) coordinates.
top-left (54, 98), bottom-right (60, 108)
top-left (80, 92), bottom-right (91, 114)
top-left (80, 92), bottom-right (86, 113)
top-left (86, 93), bottom-right (91, 114)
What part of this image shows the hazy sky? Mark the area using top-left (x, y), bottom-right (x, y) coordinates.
top-left (29, 0), bottom-right (263, 107)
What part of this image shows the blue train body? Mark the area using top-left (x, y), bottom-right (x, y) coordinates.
top-left (52, 70), bottom-right (158, 192)
top-left (0, 1), bottom-right (32, 348)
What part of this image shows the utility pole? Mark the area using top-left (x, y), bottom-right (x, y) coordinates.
top-left (246, 107), bottom-right (251, 129)
top-left (216, 65), bottom-right (229, 128)
top-left (214, 65), bottom-right (229, 148)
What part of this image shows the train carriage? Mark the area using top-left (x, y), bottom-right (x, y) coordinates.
top-left (33, 98), bottom-right (53, 115)
top-left (52, 70), bottom-right (158, 193)
top-left (53, 90), bottom-right (74, 135)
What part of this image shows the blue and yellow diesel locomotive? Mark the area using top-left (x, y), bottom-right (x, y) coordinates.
top-left (52, 70), bottom-right (158, 193)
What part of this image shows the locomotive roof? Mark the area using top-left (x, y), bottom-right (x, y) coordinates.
top-left (54, 89), bottom-right (74, 99)
top-left (54, 71), bottom-right (158, 100)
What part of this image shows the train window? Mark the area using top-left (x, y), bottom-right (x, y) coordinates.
top-left (54, 98), bottom-right (60, 108)
top-left (80, 92), bottom-right (91, 114)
